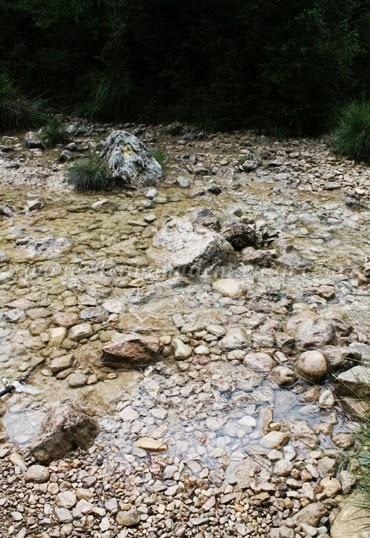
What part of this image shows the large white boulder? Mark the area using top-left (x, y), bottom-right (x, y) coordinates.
top-left (100, 130), bottom-right (162, 186)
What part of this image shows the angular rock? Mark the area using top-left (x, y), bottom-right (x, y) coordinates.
top-left (24, 131), bottom-right (44, 149)
top-left (30, 401), bottom-right (99, 464)
top-left (222, 221), bottom-right (277, 251)
top-left (56, 491), bottom-right (77, 509)
top-left (148, 217), bottom-right (235, 274)
top-left (260, 431), bottom-right (290, 449)
top-left (294, 502), bottom-right (327, 527)
top-left (172, 337), bottom-right (192, 360)
top-left (135, 437), bottom-right (167, 451)
top-left (336, 366), bottom-right (370, 398)
top-left (331, 494), bottom-right (370, 538)
top-left (116, 509), bottom-right (140, 527)
top-left (15, 236), bottom-right (72, 259)
top-left (48, 327), bottom-right (67, 347)
top-left (102, 334), bottom-right (163, 367)
top-left (221, 328), bottom-right (249, 350)
top-left (100, 130), bottom-right (162, 186)
top-left (295, 318), bottom-right (336, 348)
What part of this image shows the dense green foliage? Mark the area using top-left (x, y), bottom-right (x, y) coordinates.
top-left (40, 117), bottom-right (68, 147)
top-left (0, 74), bottom-right (43, 132)
top-left (0, 0), bottom-right (369, 134)
top-left (333, 102), bottom-right (370, 162)
top-left (66, 153), bottom-right (112, 192)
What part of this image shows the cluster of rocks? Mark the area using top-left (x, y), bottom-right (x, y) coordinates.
top-left (0, 120), bottom-right (370, 536)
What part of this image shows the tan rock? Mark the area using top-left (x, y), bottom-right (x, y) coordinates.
top-left (212, 278), bottom-right (247, 298)
top-left (260, 431), bottom-right (289, 449)
top-left (331, 494), bottom-right (370, 538)
top-left (49, 327), bottom-right (67, 346)
top-left (135, 437), bottom-right (168, 452)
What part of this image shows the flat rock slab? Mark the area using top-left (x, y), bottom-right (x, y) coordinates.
top-left (331, 494), bottom-right (370, 538)
top-left (336, 365), bottom-right (370, 398)
top-left (135, 437), bottom-right (168, 451)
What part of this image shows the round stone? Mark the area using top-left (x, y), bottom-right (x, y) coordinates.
top-left (295, 350), bottom-right (328, 382)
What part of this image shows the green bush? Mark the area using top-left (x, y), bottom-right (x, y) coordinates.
top-left (66, 153), bottom-right (112, 192)
top-left (152, 147), bottom-right (167, 166)
top-left (40, 116), bottom-right (68, 147)
top-left (0, 74), bottom-right (43, 133)
top-left (333, 102), bottom-right (370, 162)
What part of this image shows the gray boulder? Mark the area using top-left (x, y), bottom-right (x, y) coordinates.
top-left (148, 217), bottom-right (235, 274)
top-left (100, 130), bottom-right (162, 186)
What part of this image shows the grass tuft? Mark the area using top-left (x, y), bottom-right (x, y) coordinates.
top-left (83, 73), bottom-right (134, 120)
top-left (0, 74), bottom-right (44, 133)
top-left (40, 116), bottom-right (68, 147)
top-left (66, 153), bottom-right (112, 192)
top-left (333, 101), bottom-right (370, 163)
top-left (152, 147), bottom-right (167, 166)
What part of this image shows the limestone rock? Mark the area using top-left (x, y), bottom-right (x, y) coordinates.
top-left (295, 318), bottom-right (336, 349)
top-left (212, 278), bottom-right (247, 298)
top-left (53, 312), bottom-right (79, 328)
top-left (294, 502), bottom-right (327, 527)
top-left (295, 350), bottom-right (328, 382)
top-left (116, 509), bottom-right (140, 527)
top-left (135, 437), bottom-right (167, 451)
top-left (49, 354), bottom-right (73, 374)
top-left (68, 323), bottom-right (93, 341)
top-left (30, 400), bottom-right (99, 464)
top-left (102, 334), bottom-right (163, 367)
top-left (148, 217), bottom-right (235, 274)
top-left (260, 432), bottom-right (289, 449)
top-left (221, 328), bottom-right (249, 350)
top-left (100, 130), bottom-right (162, 186)
top-left (172, 337), bottom-right (192, 360)
top-left (25, 464), bottom-right (50, 483)
top-left (244, 352), bottom-right (276, 372)
top-left (336, 366), bottom-right (370, 398)
top-left (25, 131), bottom-right (44, 149)
top-left (330, 494), bottom-right (369, 538)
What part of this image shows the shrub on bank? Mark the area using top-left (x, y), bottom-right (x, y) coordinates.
top-left (333, 101), bottom-right (370, 163)
top-left (0, 74), bottom-right (43, 133)
top-left (66, 153), bottom-right (112, 192)
top-left (40, 116), bottom-right (68, 147)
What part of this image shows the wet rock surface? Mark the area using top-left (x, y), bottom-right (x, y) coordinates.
top-left (0, 121), bottom-right (369, 536)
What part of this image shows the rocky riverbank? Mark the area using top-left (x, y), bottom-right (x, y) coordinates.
top-left (0, 120), bottom-right (370, 537)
